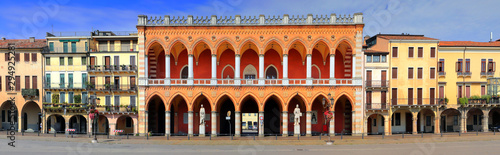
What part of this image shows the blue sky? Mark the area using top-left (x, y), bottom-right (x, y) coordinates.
top-left (1, 0), bottom-right (499, 42)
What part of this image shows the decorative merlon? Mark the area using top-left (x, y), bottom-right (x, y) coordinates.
top-left (137, 13), bottom-right (363, 26)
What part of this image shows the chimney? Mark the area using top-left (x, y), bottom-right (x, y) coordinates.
top-left (490, 32), bottom-right (493, 42)
top-left (29, 37), bottom-right (35, 43)
top-left (364, 35), bottom-right (370, 45)
top-left (1, 37), bottom-right (5, 40)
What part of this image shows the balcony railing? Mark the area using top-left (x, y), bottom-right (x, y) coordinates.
top-left (481, 72), bottom-right (495, 77)
top-left (47, 31), bottom-right (91, 37)
top-left (87, 84), bottom-right (137, 92)
top-left (43, 47), bottom-right (88, 53)
top-left (366, 103), bottom-right (387, 110)
top-left (22, 89), bottom-right (39, 97)
top-left (438, 72), bottom-right (446, 76)
top-left (365, 80), bottom-right (388, 88)
top-left (44, 83), bottom-right (86, 89)
top-left (391, 98), bottom-right (440, 106)
top-left (95, 105), bottom-right (137, 113)
top-left (142, 78), bottom-right (361, 86)
top-left (87, 65), bottom-right (137, 72)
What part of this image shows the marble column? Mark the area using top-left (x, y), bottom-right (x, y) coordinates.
top-left (235, 111), bottom-right (241, 137)
top-left (283, 54), bottom-right (288, 85)
top-left (483, 114), bottom-right (489, 132)
top-left (282, 112), bottom-right (288, 137)
top-left (329, 54), bottom-right (335, 84)
top-left (235, 54), bottom-right (241, 85)
top-left (258, 54), bottom-right (264, 85)
top-left (144, 55), bottom-right (148, 79)
top-left (188, 54), bottom-right (194, 85)
top-left (329, 111), bottom-right (335, 136)
top-left (188, 111), bottom-right (193, 137)
top-left (384, 116), bottom-right (390, 135)
top-left (165, 111), bottom-right (170, 136)
top-left (306, 111), bottom-right (312, 136)
top-left (306, 54), bottom-right (312, 85)
top-left (211, 54), bottom-right (217, 85)
top-left (165, 54), bottom-right (170, 79)
top-left (211, 111), bottom-right (217, 136)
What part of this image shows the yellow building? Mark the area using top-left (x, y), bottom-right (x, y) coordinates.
top-left (364, 34), bottom-right (439, 135)
top-left (88, 30), bottom-right (139, 135)
top-left (44, 32), bottom-right (90, 134)
top-left (241, 113), bottom-right (258, 132)
top-left (438, 41), bottom-right (500, 133)
top-left (0, 38), bottom-right (46, 132)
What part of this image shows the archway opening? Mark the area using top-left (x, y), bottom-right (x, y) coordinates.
top-left (193, 95), bottom-right (212, 135)
top-left (311, 95), bottom-right (328, 135)
top-left (489, 108), bottom-right (500, 131)
top-left (287, 95), bottom-right (306, 136)
top-left (217, 95), bottom-right (235, 136)
top-left (97, 115), bottom-right (109, 134)
top-left (116, 115), bottom-right (134, 135)
top-left (69, 115), bottom-right (87, 134)
top-left (21, 101), bottom-right (41, 132)
top-left (367, 114), bottom-right (385, 135)
top-left (147, 42), bottom-right (166, 79)
top-left (47, 114), bottom-right (64, 133)
top-left (148, 95), bottom-right (165, 135)
top-left (440, 108), bottom-right (461, 132)
top-left (466, 108), bottom-right (483, 132)
top-left (180, 66), bottom-right (188, 79)
top-left (1, 101), bottom-right (17, 131)
top-left (417, 109), bottom-right (435, 133)
top-left (264, 95), bottom-right (282, 135)
top-left (334, 41), bottom-right (353, 79)
top-left (170, 95), bottom-right (188, 136)
top-left (240, 95), bottom-right (259, 135)
top-left (391, 109), bottom-right (412, 134)
top-left (193, 42), bottom-right (212, 79)
top-left (334, 95), bottom-right (352, 134)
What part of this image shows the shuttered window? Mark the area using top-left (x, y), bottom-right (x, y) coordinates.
top-left (32, 76), bottom-right (37, 89)
top-left (392, 47), bottom-right (398, 58)
top-left (32, 53), bottom-right (37, 62)
top-left (418, 47), bottom-right (423, 58)
top-left (430, 68), bottom-right (435, 79)
top-left (392, 68), bottom-right (398, 79)
top-left (24, 53), bottom-right (30, 62)
top-left (15, 53), bottom-right (20, 62)
top-left (417, 68), bottom-right (423, 79)
top-left (25, 76), bottom-right (30, 89)
top-left (408, 67), bottom-right (413, 79)
top-left (15, 76), bottom-right (20, 91)
top-left (430, 47), bottom-right (436, 58)
top-left (408, 47), bottom-right (414, 58)
top-left (408, 88), bottom-right (413, 105)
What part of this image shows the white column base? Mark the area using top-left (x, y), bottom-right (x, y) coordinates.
top-left (199, 124), bottom-right (205, 137)
top-left (294, 124), bottom-right (300, 137)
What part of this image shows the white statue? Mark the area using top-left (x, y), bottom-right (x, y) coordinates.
top-left (200, 104), bottom-right (205, 125)
top-left (293, 104), bottom-right (302, 126)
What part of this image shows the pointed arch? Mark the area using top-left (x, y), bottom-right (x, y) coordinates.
top-left (262, 93), bottom-right (284, 111)
top-left (191, 37), bottom-right (213, 63)
top-left (215, 93), bottom-right (237, 112)
top-left (145, 92), bottom-right (168, 110)
top-left (167, 92), bottom-right (189, 111)
top-left (238, 37), bottom-right (261, 55)
top-left (311, 37), bottom-right (332, 62)
top-left (287, 37), bottom-right (308, 61)
top-left (215, 37), bottom-right (237, 55)
top-left (190, 92), bottom-right (213, 111)
top-left (309, 92), bottom-right (331, 111)
top-left (167, 37), bottom-right (189, 56)
top-left (333, 92), bottom-right (354, 108)
top-left (146, 39), bottom-right (167, 54)
top-left (332, 36), bottom-right (355, 54)
top-left (286, 92), bottom-right (308, 110)
top-left (263, 37), bottom-right (284, 57)
top-left (238, 92), bottom-right (261, 111)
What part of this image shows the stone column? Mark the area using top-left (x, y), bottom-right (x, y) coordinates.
top-left (259, 111), bottom-right (264, 137)
top-left (188, 111), bottom-right (193, 137)
top-left (165, 54), bottom-right (170, 79)
top-left (211, 111), bottom-right (217, 136)
top-left (258, 54), bottom-right (264, 85)
top-left (165, 111), bottom-right (170, 136)
top-left (363, 118), bottom-right (368, 135)
top-left (235, 54), bottom-right (241, 85)
top-left (235, 111), bottom-right (241, 137)
top-left (306, 111), bottom-right (312, 136)
top-left (434, 116), bottom-right (440, 134)
top-left (306, 54), bottom-right (312, 85)
top-left (330, 54), bottom-right (335, 84)
top-left (483, 114), bottom-right (489, 132)
top-left (65, 121), bottom-right (70, 134)
top-left (109, 123), bottom-right (116, 136)
top-left (329, 111), bottom-right (335, 135)
top-left (283, 54), bottom-right (288, 85)
top-left (188, 54), bottom-right (194, 85)
top-left (211, 54), bottom-right (217, 84)
top-left (351, 53), bottom-right (356, 78)
top-left (412, 115), bottom-right (418, 134)
top-left (282, 112), bottom-right (288, 137)
top-left (384, 116), bottom-right (390, 135)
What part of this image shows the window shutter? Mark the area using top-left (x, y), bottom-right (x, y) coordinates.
top-left (430, 47), bottom-right (436, 57)
top-left (392, 68), bottom-right (397, 79)
top-left (455, 62), bottom-right (459, 72)
top-left (24, 53), bottom-right (29, 62)
top-left (15, 53), bottom-right (20, 62)
top-left (5, 53), bottom-right (9, 61)
top-left (32, 53), bottom-right (37, 62)
top-left (32, 76), bottom-right (37, 89)
top-left (408, 47), bottom-right (413, 58)
top-left (430, 68), bottom-right (435, 78)
top-left (418, 47), bottom-right (423, 57)
top-left (25, 76), bottom-right (30, 89)
top-left (494, 62), bottom-right (497, 72)
top-left (392, 47), bottom-right (398, 58)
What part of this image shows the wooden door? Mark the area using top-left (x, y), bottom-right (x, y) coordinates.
top-left (408, 88), bottom-right (413, 105)
top-left (381, 70), bottom-right (387, 87)
top-left (105, 56), bottom-right (110, 70)
top-left (366, 71), bottom-right (372, 87)
top-left (417, 88), bottom-right (422, 105)
top-left (392, 88), bottom-right (397, 105)
top-left (430, 88), bottom-right (435, 105)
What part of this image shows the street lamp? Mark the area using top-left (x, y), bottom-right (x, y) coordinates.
top-left (324, 93), bottom-right (334, 144)
top-left (89, 93), bottom-right (99, 143)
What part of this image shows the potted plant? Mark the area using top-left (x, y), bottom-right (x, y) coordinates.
top-left (459, 97), bottom-right (468, 106)
top-left (120, 65), bottom-right (127, 70)
top-left (129, 65), bottom-right (134, 70)
top-left (482, 95), bottom-right (491, 104)
top-left (94, 65), bottom-right (100, 71)
top-left (104, 83), bottom-right (111, 90)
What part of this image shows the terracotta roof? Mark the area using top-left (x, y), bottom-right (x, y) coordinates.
top-left (377, 35), bottom-right (438, 40)
top-left (439, 41), bottom-right (500, 47)
top-left (364, 49), bottom-right (389, 54)
top-left (0, 39), bottom-right (47, 49)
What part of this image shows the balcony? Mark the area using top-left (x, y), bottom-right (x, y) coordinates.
top-left (43, 47), bottom-right (88, 54)
top-left (44, 83), bottom-right (87, 90)
top-left (22, 89), bottom-right (39, 98)
top-left (366, 103), bottom-right (388, 110)
top-left (438, 71), bottom-right (446, 77)
top-left (47, 31), bottom-right (91, 37)
top-left (481, 72), bottom-right (495, 77)
top-left (87, 65), bottom-right (137, 73)
top-left (141, 78), bottom-right (361, 86)
top-left (87, 84), bottom-right (137, 93)
top-left (391, 98), bottom-right (440, 106)
top-left (365, 80), bottom-right (388, 89)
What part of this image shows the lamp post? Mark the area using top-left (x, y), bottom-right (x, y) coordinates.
top-left (89, 93), bottom-right (98, 143)
top-left (324, 93), bottom-right (334, 144)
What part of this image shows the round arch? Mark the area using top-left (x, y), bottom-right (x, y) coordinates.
top-left (116, 115), bottom-right (134, 135)
top-left (440, 108), bottom-right (461, 133)
top-left (21, 101), bottom-right (41, 132)
top-left (46, 114), bottom-right (65, 133)
top-left (69, 115), bottom-right (87, 134)
top-left (367, 113), bottom-right (386, 135)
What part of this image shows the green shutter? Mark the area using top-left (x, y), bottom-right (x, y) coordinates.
top-left (49, 42), bottom-right (54, 51)
top-left (63, 42), bottom-right (68, 53)
top-left (71, 42), bottom-right (76, 53)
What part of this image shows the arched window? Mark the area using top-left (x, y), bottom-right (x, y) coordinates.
top-left (265, 65), bottom-right (278, 79)
top-left (243, 64), bottom-right (257, 79)
top-left (311, 65), bottom-right (321, 79)
top-left (180, 66), bottom-right (188, 79)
